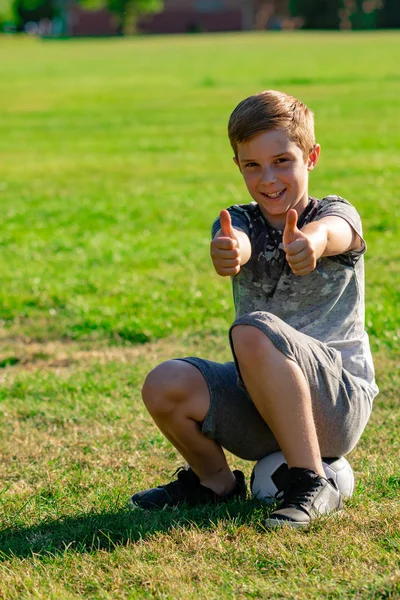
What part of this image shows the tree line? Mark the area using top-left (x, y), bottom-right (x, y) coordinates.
top-left (1, 0), bottom-right (399, 35)
top-left (288, 0), bottom-right (399, 29)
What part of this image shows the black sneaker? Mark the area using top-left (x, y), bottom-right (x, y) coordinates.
top-left (130, 467), bottom-right (247, 510)
top-left (264, 467), bottom-right (343, 529)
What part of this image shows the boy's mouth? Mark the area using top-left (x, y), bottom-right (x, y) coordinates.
top-left (261, 189), bottom-right (286, 200)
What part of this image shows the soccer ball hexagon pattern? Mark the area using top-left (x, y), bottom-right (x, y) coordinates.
top-left (250, 451), bottom-right (355, 504)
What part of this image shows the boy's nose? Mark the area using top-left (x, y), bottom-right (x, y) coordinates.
top-left (261, 167), bottom-right (277, 184)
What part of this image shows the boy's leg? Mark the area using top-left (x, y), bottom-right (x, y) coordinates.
top-left (231, 322), bottom-right (343, 527)
top-left (141, 360), bottom-right (236, 495)
top-left (231, 325), bottom-right (325, 478)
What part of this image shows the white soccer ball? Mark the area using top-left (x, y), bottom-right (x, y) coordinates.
top-left (251, 451), bottom-right (355, 504)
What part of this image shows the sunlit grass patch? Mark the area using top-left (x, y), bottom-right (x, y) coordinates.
top-left (0, 31), bottom-right (399, 598)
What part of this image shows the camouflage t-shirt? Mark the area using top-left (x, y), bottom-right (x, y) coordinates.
top-left (212, 195), bottom-right (378, 397)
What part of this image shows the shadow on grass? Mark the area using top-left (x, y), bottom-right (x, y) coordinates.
top-left (0, 500), bottom-right (269, 561)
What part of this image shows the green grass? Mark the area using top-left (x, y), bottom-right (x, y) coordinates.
top-left (0, 32), bottom-right (399, 349)
top-left (0, 31), bottom-right (399, 599)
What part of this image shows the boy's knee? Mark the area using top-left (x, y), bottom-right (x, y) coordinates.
top-left (141, 360), bottom-right (201, 416)
top-left (231, 324), bottom-right (274, 364)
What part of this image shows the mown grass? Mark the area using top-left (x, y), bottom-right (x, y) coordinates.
top-left (0, 31), bottom-right (399, 599)
top-left (1, 32), bottom-right (399, 349)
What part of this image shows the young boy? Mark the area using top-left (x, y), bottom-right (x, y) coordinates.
top-left (131, 90), bottom-right (378, 527)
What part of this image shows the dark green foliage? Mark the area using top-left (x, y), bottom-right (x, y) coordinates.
top-left (378, 0), bottom-right (400, 28)
top-left (107, 0), bottom-right (161, 32)
top-left (350, 0), bottom-right (381, 30)
top-left (13, 0), bottom-right (54, 30)
top-left (289, 0), bottom-right (395, 30)
top-left (8, 0), bottom-right (161, 33)
top-left (289, 0), bottom-right (342, 29)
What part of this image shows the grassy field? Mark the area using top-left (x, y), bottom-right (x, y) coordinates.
top-left (0, 31), bottom-right (399, 599)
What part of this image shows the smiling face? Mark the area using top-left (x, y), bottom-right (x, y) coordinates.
top-left (235, 129), bottom-right (320, 229)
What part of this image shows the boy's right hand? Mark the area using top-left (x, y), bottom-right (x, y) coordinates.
top-left (210, 210), bottom-right (241, 277)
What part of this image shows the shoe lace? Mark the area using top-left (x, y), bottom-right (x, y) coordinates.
top-left (275, 474), bottom-right (324, 513)
top-left (162, 467), bottom-right (198, 501)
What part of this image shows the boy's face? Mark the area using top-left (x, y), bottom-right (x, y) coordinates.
top-left (234, 129), bottom-right (320, 229)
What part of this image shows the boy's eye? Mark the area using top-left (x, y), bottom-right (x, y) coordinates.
top-left (275, 158), bottom-right (288, 164)
top-left (245, 162), bottom-right (258, 168)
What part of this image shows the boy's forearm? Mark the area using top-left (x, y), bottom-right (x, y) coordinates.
top-left (301, 216), bottom-right (362, 259)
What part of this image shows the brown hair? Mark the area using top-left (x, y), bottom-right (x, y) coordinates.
top-left (228, 90), bottom-right (315, 159)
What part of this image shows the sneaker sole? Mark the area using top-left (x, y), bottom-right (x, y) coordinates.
top-left (129, 498), bottom-right (174, 510)
top-left (264, 517), bottom-right (309, 529)
top-left (264, 507), bottom-right (343, 530)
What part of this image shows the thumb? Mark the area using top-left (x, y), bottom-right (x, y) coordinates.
top-left (283, 209), bottom-right (299, 245)
top-left (220, 210), bottom-right (234, 238)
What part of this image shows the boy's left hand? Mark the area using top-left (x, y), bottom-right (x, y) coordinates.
top-left (283, 210), bottom-right (326, 276)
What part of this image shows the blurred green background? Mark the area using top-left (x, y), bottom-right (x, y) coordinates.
top-left (0, 31), bottom-right (399, 600)
top-left (1, 32), bottom-right (399, 352)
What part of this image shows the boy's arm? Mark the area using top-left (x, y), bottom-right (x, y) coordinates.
top-left (283, 209), bottom-right (363, 277)
top-left (210, 210), bottom-right (252, 277)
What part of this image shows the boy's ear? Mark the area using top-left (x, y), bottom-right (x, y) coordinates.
top-left (233, 156), bottom-right (241, 171)
top-left (307, 144), bottom-right (321, 171)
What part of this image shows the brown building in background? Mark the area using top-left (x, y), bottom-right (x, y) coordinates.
top-left (67, 6), bottom-right (119, 36)
top-left (66, 0), bottom-right (290, 37)
top-left (138, 0), bottom-right (289, 35)
top-left (138, 0), bottom-right (241, 34)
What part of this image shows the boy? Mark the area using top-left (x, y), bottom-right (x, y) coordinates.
top-left (131, 90), bottom-right (378, 528)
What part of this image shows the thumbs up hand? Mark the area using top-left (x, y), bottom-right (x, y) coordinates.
top-left (210, 210), bottom-right (241, 277)
top-left (283, 209), bottom-right (319, 276)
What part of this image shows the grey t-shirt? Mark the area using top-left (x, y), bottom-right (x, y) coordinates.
top-left (212, 195), bottom-right (378, 397)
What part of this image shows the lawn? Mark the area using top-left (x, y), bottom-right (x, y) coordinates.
top-left (0, 31), bottom-right (399, 599)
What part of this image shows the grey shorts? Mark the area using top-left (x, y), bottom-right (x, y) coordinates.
top-left (180, 312), bottom-right (373, 461)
